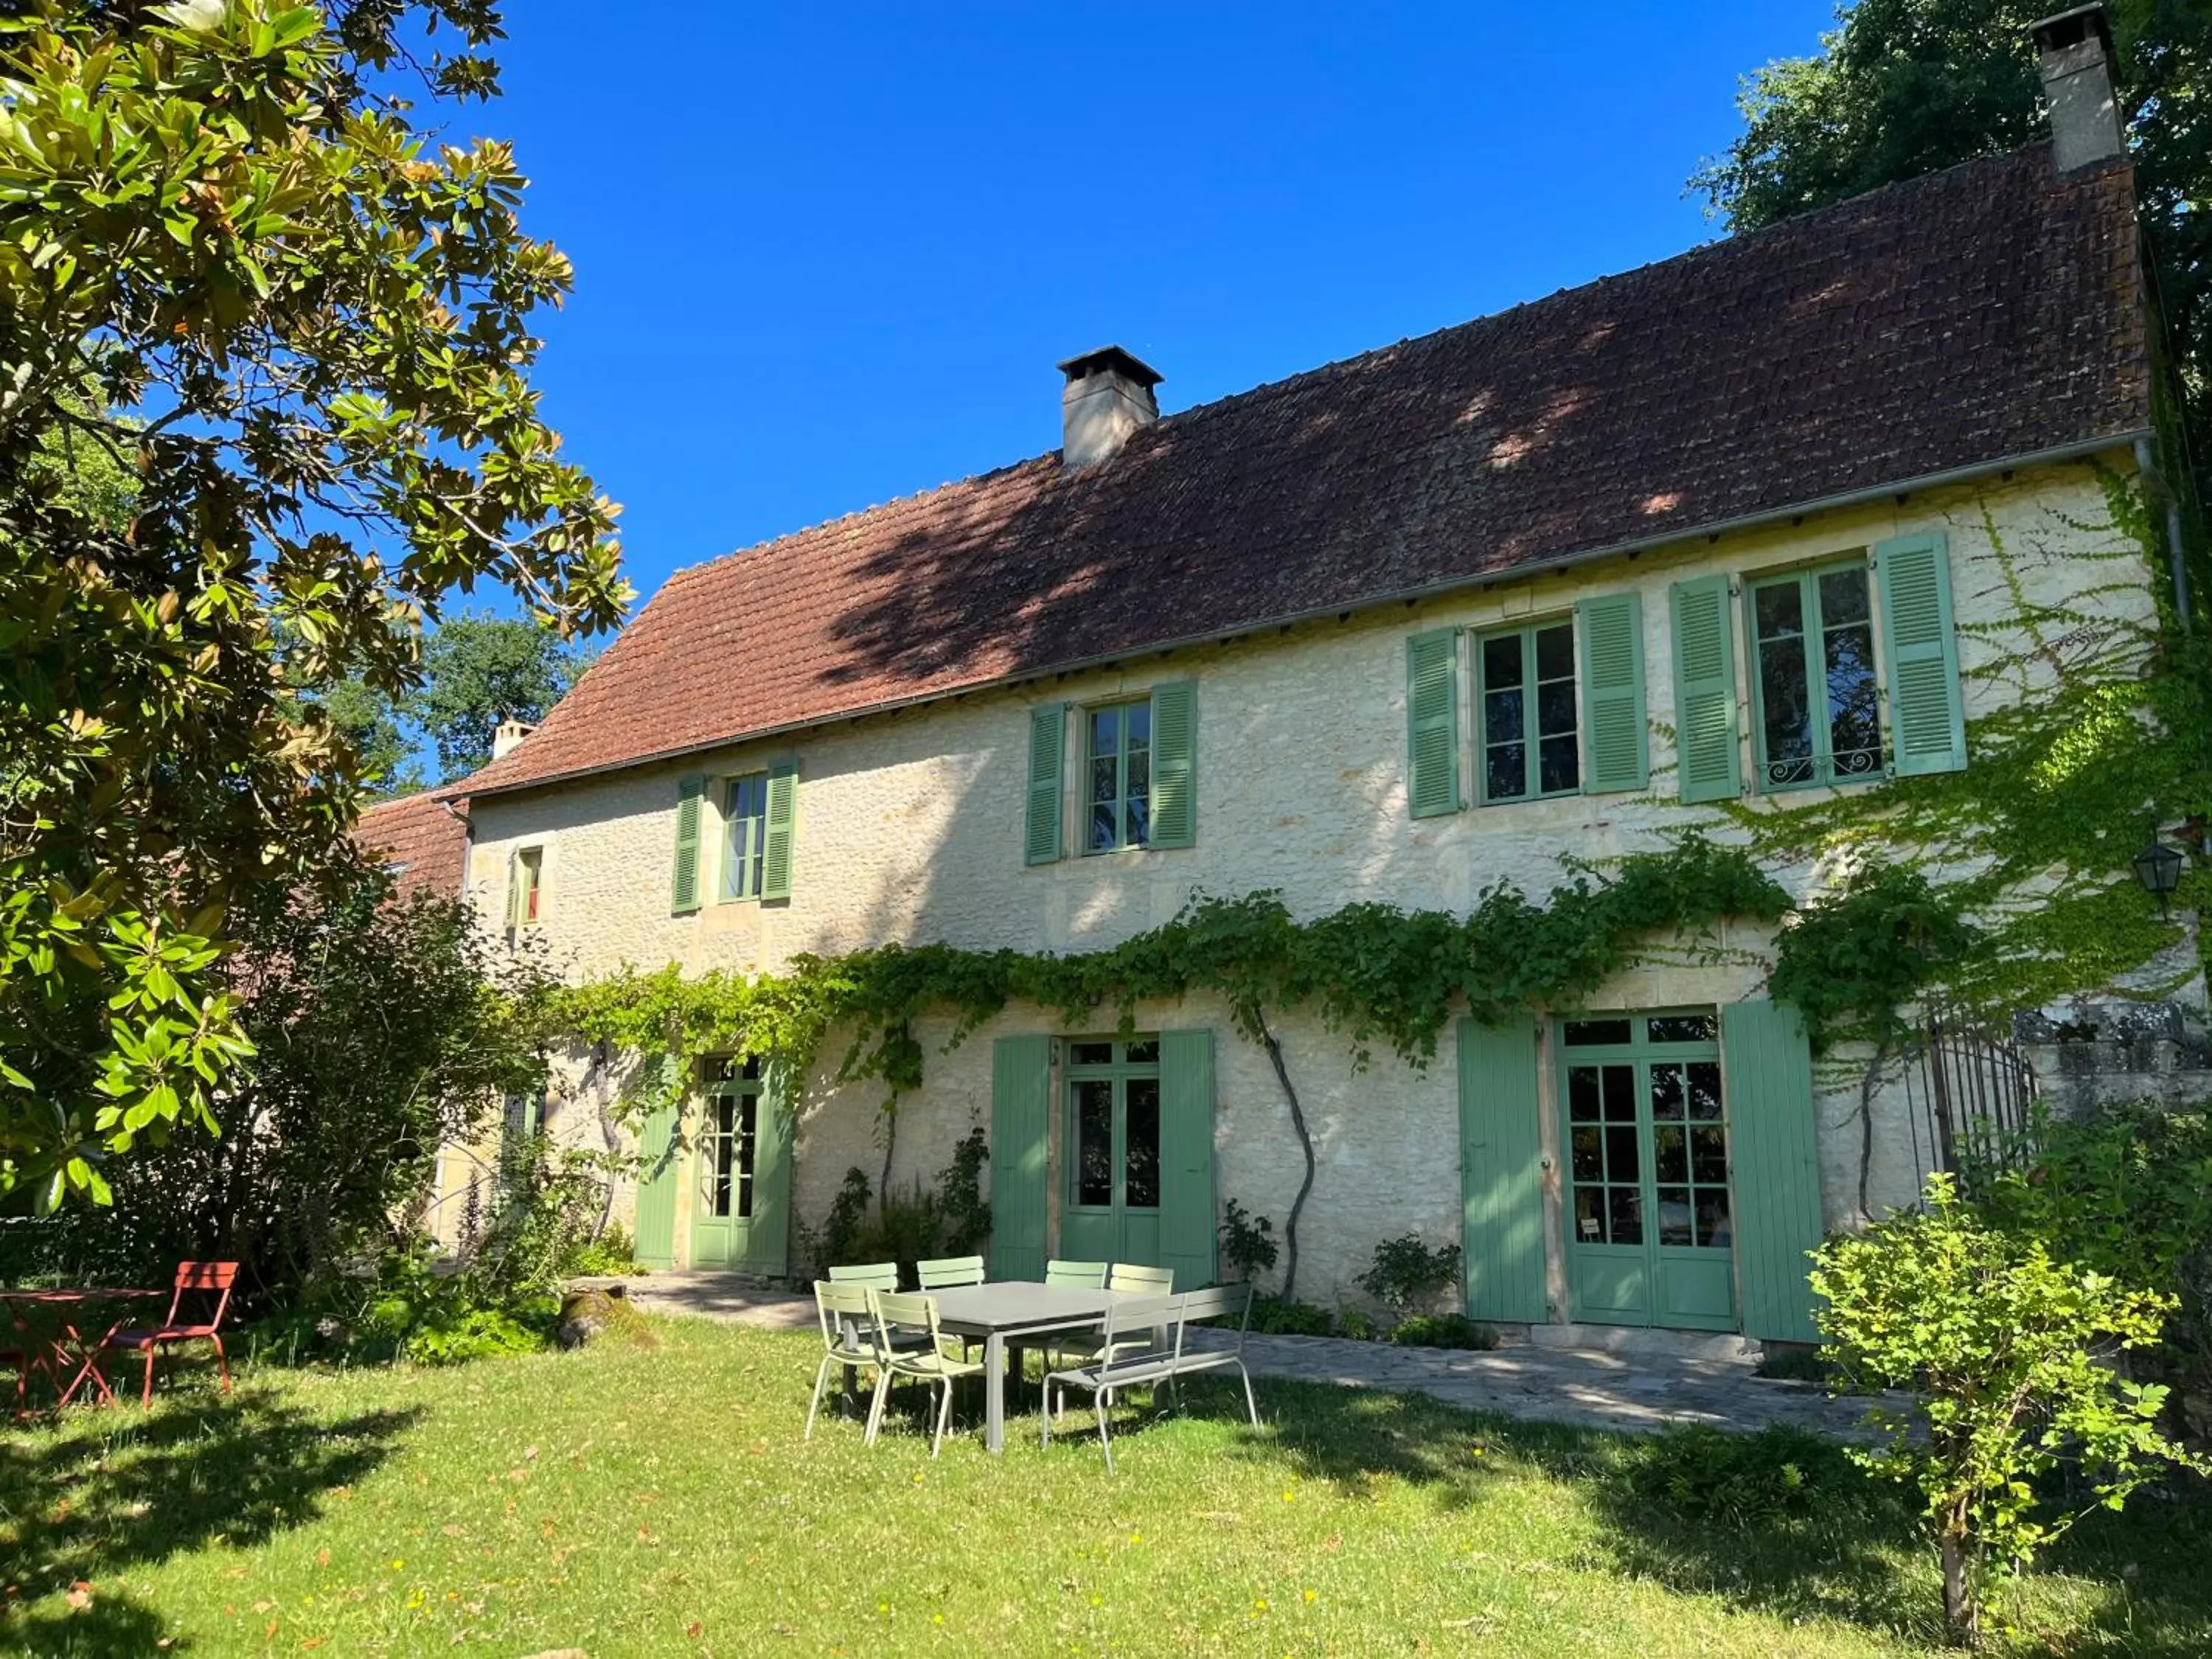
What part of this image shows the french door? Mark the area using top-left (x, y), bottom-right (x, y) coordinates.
top-left (1559, 1012), bottom-right (1737, 1330)
top-left (1060, 1037), bottom-right (1163, 1269)
top-left (691, 1055), bottom-right (789, 1273)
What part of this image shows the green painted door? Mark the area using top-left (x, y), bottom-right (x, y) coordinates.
top-left (689, 1056), bottom-right (790, 1275)
top-left (1559, 1012), bottom-right (1737, 1331)
top-left (1060, 1036), bottom-right (1165, 1270)
top-left (1458, 1017), bottom-right (1548, 1324)
top-left (633, 1088), bottom-right (681, 1270)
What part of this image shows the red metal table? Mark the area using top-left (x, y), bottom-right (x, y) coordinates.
top-left (1, 1287), bottom-right (160, 1408)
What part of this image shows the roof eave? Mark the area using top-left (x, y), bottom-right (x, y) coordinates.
top-left (455, 429), bottom-right (2149, 802)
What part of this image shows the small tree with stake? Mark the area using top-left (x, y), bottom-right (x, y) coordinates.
top-left (1811, 1175), bottom-right (2207, 1645)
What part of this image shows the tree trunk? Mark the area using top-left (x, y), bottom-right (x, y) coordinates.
top-left (878, 1094), bottom-right (900, 1202)
top-left (1940, 1530), bottom-right (1977, 1646)
top-left (1253, 1007), bottom-right (1315, 1303)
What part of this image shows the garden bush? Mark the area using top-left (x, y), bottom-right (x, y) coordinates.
top-left (804, 1130), bottom-right (992, 1284)
top-left (1812, 1173), bottom-right (2205, 1643)
top-left (1218, 1199), bottom-right (1279, 1283)
top-left (1968, 1105), bottom-right (2212, 1446)
top-left (3, 863), bottom-right (594, 1367)
top-left (1248, 1294), bottom-right (1335, 1337)
top-left (1627, 1424), bottom-right (1872, 1527)
top-left (1390, 1313), bottom-right (1497, 1351)
top-left (1357, 1232), bottom-right (1462, 1314)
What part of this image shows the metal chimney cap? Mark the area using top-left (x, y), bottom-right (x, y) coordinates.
top-left (1057, 345), bottom-right (1164, 389)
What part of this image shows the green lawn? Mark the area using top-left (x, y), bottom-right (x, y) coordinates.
top-left (2, 1318), bottom-right (2207, 1656)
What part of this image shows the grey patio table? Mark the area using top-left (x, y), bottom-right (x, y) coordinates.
top-left (925, 1281), bottom-right (1124, 1454)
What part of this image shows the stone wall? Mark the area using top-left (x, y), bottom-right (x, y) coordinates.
top-left (451, 454), bottom-right (2168, 1300)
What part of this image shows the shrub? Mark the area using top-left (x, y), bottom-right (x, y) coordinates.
top-left (1751, 1343), bottom-right (1834, 1384)
top-left (1219, 1199), bottom-right (1279, 1283)
top-left (1332, 1304), bottom-right (1377, 1342)
top-left (1812, 1174), bottom-right (2205, 1644)
top-left (1248, 1294), bottom-right (1334, 1336)
top-left (935, 1128), bottom-right (992, 1257)
top-left (563, 1224), bottom-right (644, 1279)
top-left (1627, 1425), bottom-right (1869, 1527)
top-left (1390, 1313), bottom-right (1497, 1351)
top-left (1357, 1233), bottom-right (1462, 1314)
top-left (1968, 1105), bottom-right (2212, 1445)
top-left (0, 866), bottom-right (557, 1316)
top-left (804, 1131), bottom-right (993, 1285)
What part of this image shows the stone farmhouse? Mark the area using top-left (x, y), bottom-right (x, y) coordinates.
top-left (361, 11), bottom-right (2200, 1346)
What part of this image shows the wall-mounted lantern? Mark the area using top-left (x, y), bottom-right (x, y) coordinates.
top-left (2132, 832), bottom-right (2185, 920)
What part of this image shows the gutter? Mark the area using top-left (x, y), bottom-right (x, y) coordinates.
top-left (2132, 437), bottom-right (2194, 633)
top-left (458, 431), bottom-right (2152, 801)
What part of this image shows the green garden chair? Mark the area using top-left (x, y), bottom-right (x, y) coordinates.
top-left (1108, 1263), bottom-right (1175, 1295)
top-left (1049, 1262), bottom-right (1175, 1374)
top-left (827, 1261), bottom-right (898, 1291)
top-left (866, 1290), bottom-right (986, 1457)
top-left (827, 1262), bottom-right (922, 1350)
top-left (915, 1255), bottom-right (984, 1289)
top-left (1045, 1259), bottom-right (1109, 1288)
top-left (805, 1281), bottom-right (889, 1441)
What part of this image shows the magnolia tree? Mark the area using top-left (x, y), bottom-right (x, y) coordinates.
top-left (1812, 1176), bottom-right (2205, 1644)
top-left (0, 1), bottom-right (627, 1206)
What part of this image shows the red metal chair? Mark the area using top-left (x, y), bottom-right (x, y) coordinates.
top-left (104, 1262), bottom-right (238, 1405)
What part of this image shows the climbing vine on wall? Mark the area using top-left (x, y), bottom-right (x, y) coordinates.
top-left (554, 833), bottom-right (1792, 1092)
top-left (555, 462), bottom-right (2208, 1279)
top-left (1715, 465), bottom-right (2210, 1037)
top-left (555, 835), bottom-right (1792, 1296)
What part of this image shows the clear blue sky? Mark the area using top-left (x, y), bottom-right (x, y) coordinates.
top-left (478, 3), bottom-right (1837, 614)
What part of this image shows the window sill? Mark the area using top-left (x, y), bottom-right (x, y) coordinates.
top-left (1475, 788), bottom-right (1583, 810)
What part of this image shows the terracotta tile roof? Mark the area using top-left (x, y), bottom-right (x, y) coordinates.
top-left (354, 792), bottom-right (469, 900)
top-left (463, 146), bottom-right (2149, 799)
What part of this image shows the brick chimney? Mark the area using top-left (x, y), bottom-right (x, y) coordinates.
top-left (2033, 4), bottom-right (2124, 172)
top-left (1058, 346), bottom-right (1162, 469)
top-left (491, 717), bottom-right (536, 760)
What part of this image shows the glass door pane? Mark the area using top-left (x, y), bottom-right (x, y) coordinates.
top-left (1123, 1078), bottom-right (1160, 1210)
top-left (1072, 1079), bottom-right (1113, 1207)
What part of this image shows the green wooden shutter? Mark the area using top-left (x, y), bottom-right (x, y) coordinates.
top-left (1720, 999), bottom-right (1826, 1343)
top-left (1669, 574), bottom-right (1742, 804)
top-left (1406, 628), bottom-right (1462, 818)
top-left (1149, 681), bottom-right (1197, 849)
top-left (745, 1056), bottom-right (793, 1276)
top-left (1024, 704), bottom-right (1065, 866)
top-left (1874, 532), bottom-right (1967, 776)
top-left (1458, 1016), bottom-right (1548, 1323)
top-left (504, 850), bottom-right (524, 929)
top-left (1576, 591), bottom-right (1648, 793)
top-left (989, 1034), bottom-right (1051, 1280)
top-left (633, 1091), bottom-right (682, 1270)
top-left (761, 758), bottom-right (798, 901)
top-left (1159, 1027), bottom-right (1218, 1288)
top-left (669, 774), bottom-right (706, 915)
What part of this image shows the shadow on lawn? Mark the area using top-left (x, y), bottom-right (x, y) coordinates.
top-left (1220, 1377), bottom-right (2212, 1655)
top-left (0, 1378), bottom-right (420, 1652)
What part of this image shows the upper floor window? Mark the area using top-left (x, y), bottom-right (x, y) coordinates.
top-left (721, 772), bottom-right (769, 901)
top-left (505, 846), bottom-right (543, 928)
top-left (1748, 562), bottom-right (1883, 790)
top-left (1478, 620), bottom-right (1579, 803)
top-left (1024, 682), bottom-right (1196, 866)
top-left (1405, 594), bottom-right (1645, 820)
top-left (1670, 531), bottom-right (1965, 804)
top-left (670, 760), bottom-right (797, 916)
top-left (1087, 700), bottom-right (1152, 853)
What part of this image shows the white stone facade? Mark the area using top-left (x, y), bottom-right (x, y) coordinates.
top-left (459, 454), bottom-right (2165, 1310)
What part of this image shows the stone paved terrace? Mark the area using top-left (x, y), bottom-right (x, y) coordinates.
top-left (610, 1272), bottom-right (1877, 1440)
